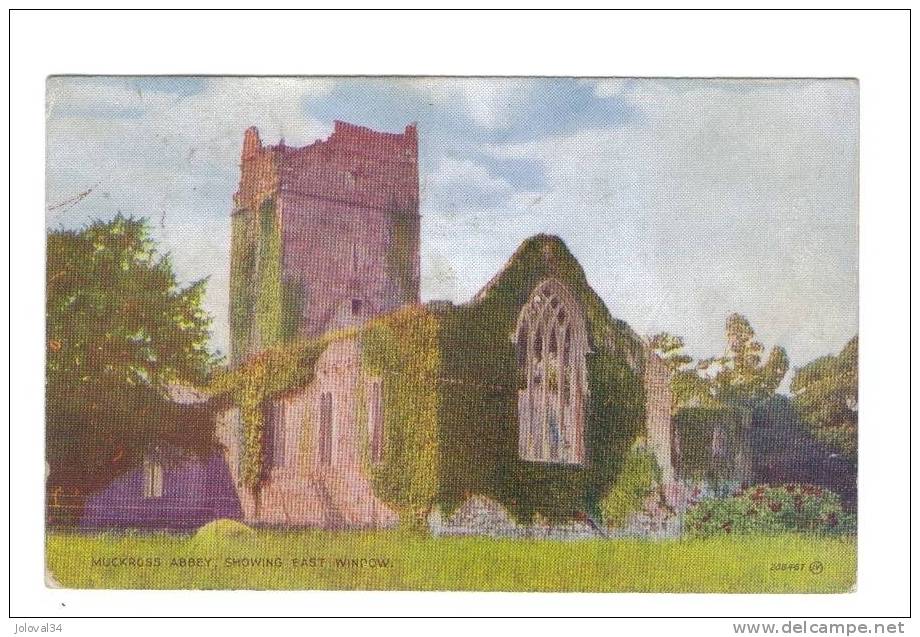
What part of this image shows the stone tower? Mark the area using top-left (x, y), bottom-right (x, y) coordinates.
top-left (229, 121), bottom-right (420, 365)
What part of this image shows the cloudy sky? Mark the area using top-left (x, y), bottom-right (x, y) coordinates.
top-left (46, 77), bottom-right (858, 383)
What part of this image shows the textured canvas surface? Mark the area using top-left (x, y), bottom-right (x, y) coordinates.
top-left (45, 77), bottom-right (858, 592)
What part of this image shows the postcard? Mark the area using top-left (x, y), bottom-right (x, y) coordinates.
top-left (44, 76), bottom-right (858, 592)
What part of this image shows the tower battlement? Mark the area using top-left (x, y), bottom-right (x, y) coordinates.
top-left (234, 122), bottom-right (419, 215)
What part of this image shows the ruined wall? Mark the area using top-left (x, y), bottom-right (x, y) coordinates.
top-left (216, 339), bottom-right (396, 529)
top-left (643, 350), bottom-right (674, 484)
top-left (79, 451), bottom-right (242, 531)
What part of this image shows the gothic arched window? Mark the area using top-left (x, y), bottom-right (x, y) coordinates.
top-left (514, 279), bottom-right (589, 465)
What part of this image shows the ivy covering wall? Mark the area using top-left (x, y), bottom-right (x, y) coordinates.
top-left (228, 213), bottom-right (256, 364)
top-left (434, 235), bottom-right (648, 522)
top-left (209, 335), bottom-right (337, 488)
top-left (219, 233), bottom-right (655, 528)
top-left (254, 199), bottom-right (284, 349)
top-left (229, 197), bottom-right (303, 365)
top-left (386, 213), bottom-right (418, 303)
top-left (598, 442), bottom-right (662, 528)
top-left (355, 235), bottom-right (649, 524)
top-left (360, 308), bottom-right (441, 530)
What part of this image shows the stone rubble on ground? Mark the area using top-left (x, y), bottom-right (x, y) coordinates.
top-left (429, 494), bottom-right (688, 541)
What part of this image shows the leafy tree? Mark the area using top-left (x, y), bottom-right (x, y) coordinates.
top-left (648, 332), bottom-right (692, 373)
top-left (791, 336), bottom-right (858, 458)
top-left (698, 313), bottom-right (789, 407)
top-left (649, 332), bottom-right (710, 409)
top-left (46, 215), bottom-right (219, 498)
top-left (650, 315), bottom-right (789, 411)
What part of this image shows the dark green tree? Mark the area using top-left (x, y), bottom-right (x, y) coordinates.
top-left (791, 336), bottom-right (858, 458)
top-left (46, 215), bottom-right (219, 498)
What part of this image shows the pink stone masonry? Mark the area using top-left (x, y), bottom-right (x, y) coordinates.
top-left (217, 338), bottom-right (397, 528)
top-left (643, 350), bottom-right (675, 484)
top-left (232, 121), bottom-right (421, 353)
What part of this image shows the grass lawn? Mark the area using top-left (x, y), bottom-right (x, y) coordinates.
top-left (46, 530), bottom-right (856, 593)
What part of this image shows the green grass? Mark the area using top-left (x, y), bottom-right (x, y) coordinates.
top-left (46, 530), bottom-right (856, 593)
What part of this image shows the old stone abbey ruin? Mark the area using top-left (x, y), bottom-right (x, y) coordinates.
top-left (212, 120), bottom-right (691, 535)
top-left (80, 120), bottom-right (755, 536)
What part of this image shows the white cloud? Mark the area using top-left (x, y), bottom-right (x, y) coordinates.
top-left (423, 156), bottom-right (516, 208)
top-left (423, 77), bottom-right (535, 129)
top-left (589, 78), bottom-right (630, 99)
top-left (591, 77), bottom-right (679, 108)
top-left (420, 154), bottom-right (547, 303)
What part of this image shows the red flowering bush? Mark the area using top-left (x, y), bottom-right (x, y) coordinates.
top-left (685, 484), bottom-right (855, 538)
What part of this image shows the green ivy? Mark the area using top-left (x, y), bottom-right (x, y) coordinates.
top-left (229, 213), bottom-right (256, 364)
top-left (230, 197), bottom-right (302, 365)
top-left (218, 233), bottom-right (654, 528)
top-left (209, 334), bottom-right (343, 489)
top-left (435, 234), bottom-right (648, 523)
top-left (599, 442), bottom-right (662, 528)
top-left (360, 308), bottom-right (441, 530)
top-left (386, 213), bottom-right (417, 303)
top-left (672, 405), bottom-right (746, 483)
top-left (255, 199), bottom-right (284, 349)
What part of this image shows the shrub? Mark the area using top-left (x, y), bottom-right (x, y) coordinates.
top-left (193, 518), bottom-right (254, 540)
top-left (685, 483), bottom-right (855, 538)
top-left (599, 443), bottom-right (662, 528)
